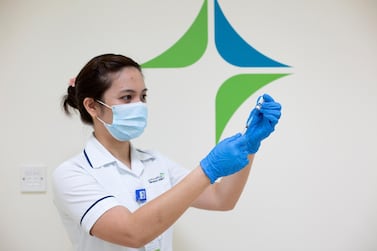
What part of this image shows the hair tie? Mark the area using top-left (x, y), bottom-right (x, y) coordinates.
top-left (68, 77), bottom-right (76, 87)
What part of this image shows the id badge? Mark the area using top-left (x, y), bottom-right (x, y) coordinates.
top-left (135, 188), bottom-right (147, 204)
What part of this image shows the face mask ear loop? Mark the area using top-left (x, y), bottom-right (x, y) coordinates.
top-left (96, 99), bottom-right (112, 109)
top-left (96, 116), bottom-right (109, 126)
top-left (95, 100), bottom-right (113, 125)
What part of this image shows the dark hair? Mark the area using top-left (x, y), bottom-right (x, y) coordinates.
top-left (62, 53), bottom-right (142, 125)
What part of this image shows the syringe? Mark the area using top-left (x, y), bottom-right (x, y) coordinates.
top-left (243, 95), bottom-right (264, 134)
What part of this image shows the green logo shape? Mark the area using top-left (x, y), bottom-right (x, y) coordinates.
top-left (141, 1), bottom-right (208, 68)
top-left (215, 74), bottom-right (289, 143)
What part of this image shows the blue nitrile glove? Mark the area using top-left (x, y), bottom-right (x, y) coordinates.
top-left (200, 133), bottom-right (249, 184)
top-left (245, 94), bottom-right (281, 154)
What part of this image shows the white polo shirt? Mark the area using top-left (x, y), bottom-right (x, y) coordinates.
top-left (53, 135), bottom-right (189, 251)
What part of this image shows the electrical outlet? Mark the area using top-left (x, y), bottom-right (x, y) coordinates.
top-left (20, 165), bottom-right (46, 193)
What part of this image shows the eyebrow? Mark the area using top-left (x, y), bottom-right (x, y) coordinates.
top-left (119, 88), bottom-right (148, 93)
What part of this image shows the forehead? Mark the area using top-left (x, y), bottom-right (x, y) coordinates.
top-left (108, 67), bottom-right (145, 92)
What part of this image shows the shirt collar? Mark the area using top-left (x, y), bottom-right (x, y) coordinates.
top-left (84, 134), bottom-right (155, 170)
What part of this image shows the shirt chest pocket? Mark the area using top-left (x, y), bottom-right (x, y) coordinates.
top-left (88, 166), bottom-right (136, 201)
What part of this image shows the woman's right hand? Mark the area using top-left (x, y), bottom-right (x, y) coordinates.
top-left (200, 133), bottom-right (249, 184)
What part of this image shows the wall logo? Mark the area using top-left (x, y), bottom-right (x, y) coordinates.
top-left (142, 0), bottom-right (291, 143)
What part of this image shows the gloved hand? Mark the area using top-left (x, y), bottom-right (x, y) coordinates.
top-left (245, 94), bottom-right (281, 154)
top-left (200, 133), bottom-right (249, 184)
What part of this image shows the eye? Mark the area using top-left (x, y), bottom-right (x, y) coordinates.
top-left (141, 94), bottom-right (147, 102)
top-left (121, 95), bottom-right (133, 102)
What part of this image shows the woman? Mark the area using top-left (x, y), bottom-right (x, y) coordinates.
top-left (53, 53), bottom-right (281, 251)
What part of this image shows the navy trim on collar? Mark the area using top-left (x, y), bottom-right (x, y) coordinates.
top-left (83, 150), bottom-right (93, 168)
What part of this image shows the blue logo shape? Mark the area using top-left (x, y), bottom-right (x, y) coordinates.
top-left (214, 0), bottom-right (289, 67)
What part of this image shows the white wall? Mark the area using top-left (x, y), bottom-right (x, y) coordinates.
top-left (1, 0), bottom-right (376, 250)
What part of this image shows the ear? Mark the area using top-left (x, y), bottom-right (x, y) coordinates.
top-left (83, 97), bottom-right (99, 118)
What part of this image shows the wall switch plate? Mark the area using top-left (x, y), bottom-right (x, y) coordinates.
top-left (20, 165), bottom-right (46, 193)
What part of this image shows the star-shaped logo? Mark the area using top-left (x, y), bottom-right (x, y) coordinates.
top-left (142, 0), bottom-right (291, 143)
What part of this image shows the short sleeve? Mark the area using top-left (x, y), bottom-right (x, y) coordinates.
top-left (52, 156), bottom-right (122, 234)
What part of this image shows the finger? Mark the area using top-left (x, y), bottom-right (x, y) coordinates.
top-left (260, 102), bottom-right (281, 111)
top-left (227, 133), bottom-right (242, 142)
top-left (261, 117), bottom-right (276, 130)
top-left (235, 135), bottom-right (248, 149)
top-left (262, 93), bottom-right (275, 102)
top-left (261, 109), bottom-right (281, 119)
top-left (263, 114), bottom-right (279, 125)
top-left (248, 114), bottom-right (262, 128)
top-left (246, 108), bottom-right (261, 127)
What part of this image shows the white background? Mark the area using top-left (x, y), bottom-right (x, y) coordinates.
top-left (0, 0), bottom-right (376, 250)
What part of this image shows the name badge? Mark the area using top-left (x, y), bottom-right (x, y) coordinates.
top-left (135, 188), bottom-right (147, 203)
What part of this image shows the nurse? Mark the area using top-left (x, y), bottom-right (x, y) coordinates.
top-left (53, 53), bottom-right (281, 251)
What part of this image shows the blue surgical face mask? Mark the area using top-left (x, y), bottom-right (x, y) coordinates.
top-left (96, 100), bottom-right (148, 141)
